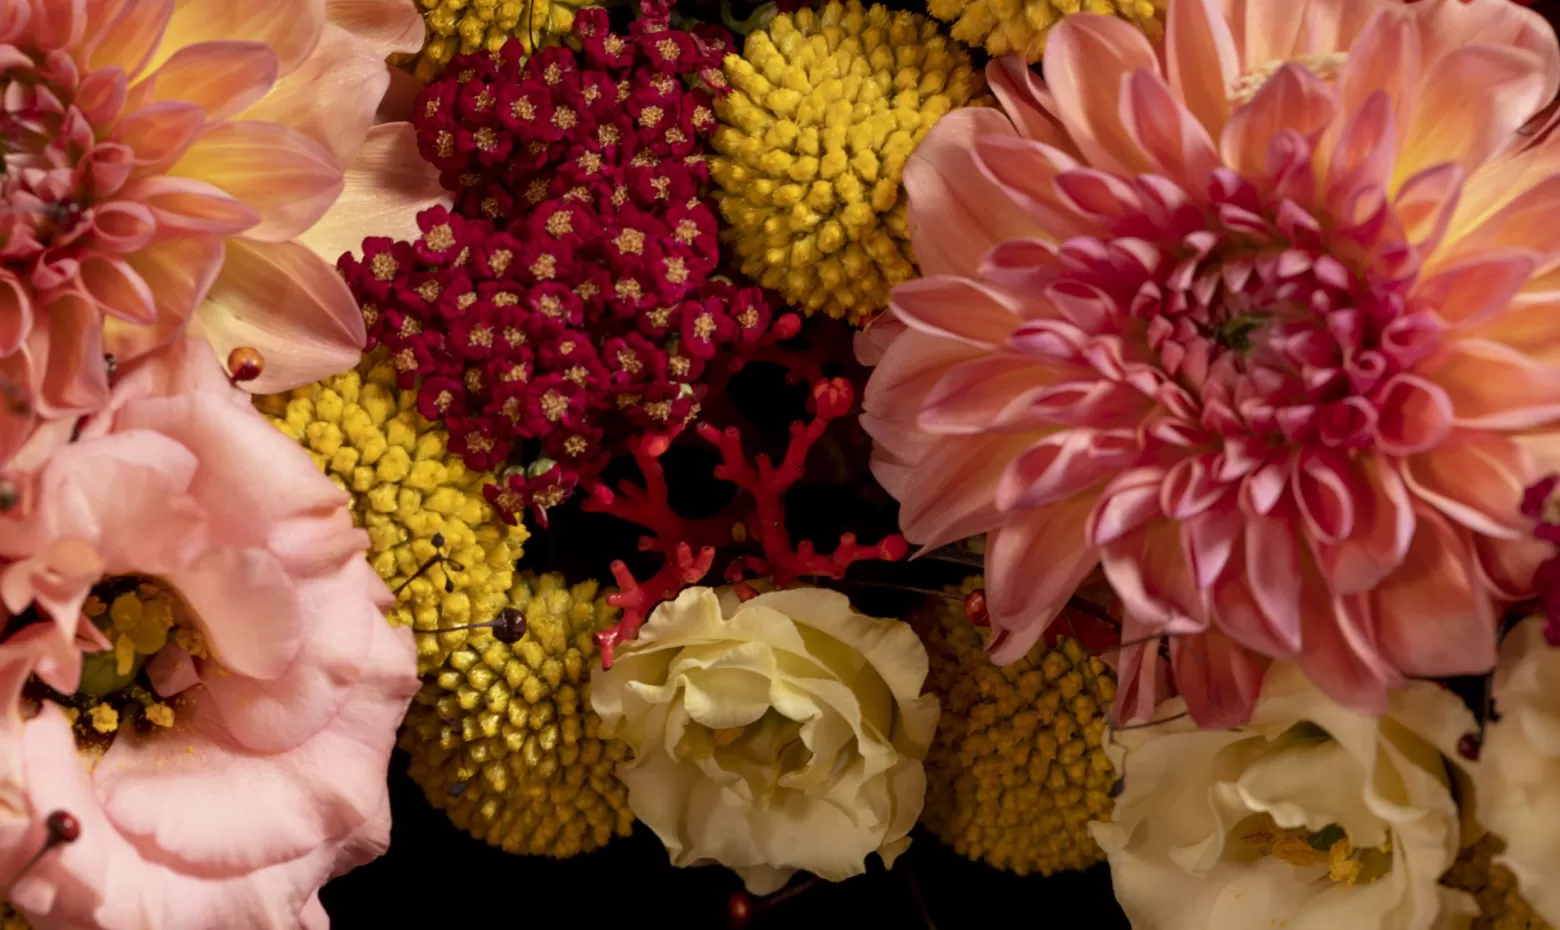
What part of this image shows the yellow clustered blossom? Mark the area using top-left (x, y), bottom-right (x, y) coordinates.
top-left (911, 577), bottom-right (1117, 875)
top-left (399, 573), bottom-right (635, 858)
top-left (398, 0), bottom-right (592, 81)
top-left (927, 0), bottom-right (1164, 62)
top-left (1, 902), bottom-right (28, 930)
top-left (1443, 835), bottom-right (1554, 930)
top-left (1239, 814), bottom-right (1393, 886)
top-left (710, 0), bottom-right (990, 324)
top-left (258, 359), bottom-right (529, 676)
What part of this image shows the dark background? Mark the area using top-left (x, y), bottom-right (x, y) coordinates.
top-left (322, 0), bottom-right (1560, 926)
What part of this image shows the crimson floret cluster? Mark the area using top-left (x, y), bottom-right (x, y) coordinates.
top-left (336, 5), bottom-right (797, 526)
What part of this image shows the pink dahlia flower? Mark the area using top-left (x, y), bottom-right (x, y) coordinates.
top-left (0, 337), bottom-right (418, 929)
top-left (861, 0), bottom-right (1560, 726)
top-left (0, 0), bottom-right (436, 462)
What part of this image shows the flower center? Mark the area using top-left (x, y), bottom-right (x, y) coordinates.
top-left (1228, 53), bottom-right (1349, 106)
top-left (1238, 814), bottom-right (1393, 886)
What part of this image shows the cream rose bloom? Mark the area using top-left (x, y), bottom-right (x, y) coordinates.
top-left (1090, 663), bottom-right (1478, 930)
top-left (590, 586), bottom-right (940, 893)
top-left (1477, 618), bottom-right (1560, 926)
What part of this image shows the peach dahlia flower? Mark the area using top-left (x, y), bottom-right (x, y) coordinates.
top-left (861, 0), bottom-right (1560, 726)
top-left (0, 0), bottom-right (434, 461)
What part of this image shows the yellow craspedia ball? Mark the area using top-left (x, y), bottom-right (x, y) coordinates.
top-left (710, 0), bottom-right (990, 324)
top-left (927, 0), bottom-right (1164, 62)
top-left (1, 901), bottom-right (29, 930)
top-left (399, 572), bottom-right (635, 858)
top-left (912, 578), bottom-right (1117, 876)
top-left (398, 0), bottom-right (594, 81)
top-left (1443, 835), bottom-right (1554, 930)
top-left (257, 357), bottom-right (528, 676)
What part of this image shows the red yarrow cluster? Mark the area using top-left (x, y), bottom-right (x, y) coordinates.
top-left (336, 5), bottom-right (796, 526)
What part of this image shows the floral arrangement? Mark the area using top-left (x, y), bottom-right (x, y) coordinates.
top-left (3, 0), bottom-right (1560, 927)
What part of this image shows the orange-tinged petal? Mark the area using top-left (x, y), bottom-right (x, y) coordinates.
top-left (1102, 519), bottom-right (1203, 633)
top-left (1392, 162), bottom-right (1462, 256)
top-left (985, 56), bottom-right (1073, 151)
top-left (1220, 62), bottom-right (1336, 180)
top-left (78, 255), bottom-right (154, 325)
top-left (1121, 68), bottom-right (1220, 190)
top-left (903, 107), bottom-right (1046, 278)
top-left (120, 175), bottom-right (260, 235)
top-left (83, 0), bottom-right (172, 76)
top-left (1298, 593), bottom-right (1397, 716)
top-left (1165, 0), bottom-right (1238, 138)
top-left (0, 350), bottom-right (35, 467)
top-left (1426, 338), bottom-right (1560, 429)
top-left (194, 239), bottom-right (363, 393)
top-left (971, 134), bottom-right (1092, 240)
top-left (148, 0), bottom-right (324, 78)
top-left (919, 355), bottom-right (1076, 435)
top-left (324, 0), bottom-right (423, 56)
top-left (1474, 532), bottom-right (1550, 599)
top-left (296, 123), bottom-right (447, 264)
top-left (139, 40), bottom-right (279, 120)
top-left (170, 121), bottom-right (343, 243)
top-left (1409, 0), bottom-right (1560, 105)
top-left (894, 433), bottom-right (1030, 551)
top-left (1372, 504), bottom-right (1496, 678)
top-left (1405, 435), bottom-right (1534, 539)
top-left (1335, 7), bottom-right (1421, 132)
top-left (33, 293), bottom-right (109, 419)
top-left (237, 22), bottom-right (386, 165)
top-left (1041, 13), bottom-right (1158, 177)
top-left (1435, 173), bottom-right (1560, 275)
top-left (1463, 291), bottom-right (1560, 365)
top-left (0, 271), bottom-right (33, 356)
top-left (1395, 44), bottom-right (1551, 189)
top-left (1414, 249), bottom-right (1537, 327)
top-left (889, 276), bottom-right (1026, 349)
top-left (115, 100), bottom-right (205, 169)
top-left (1307, 455), bottom-right (1413, 595)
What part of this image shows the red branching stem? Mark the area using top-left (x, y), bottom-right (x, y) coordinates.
top-left (597, 544), bottom-right (716, 667)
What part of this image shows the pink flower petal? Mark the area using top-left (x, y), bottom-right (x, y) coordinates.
top-left (1120, 68), bottom-right (1220, 191)
top-left (918, 354), bottom-right (1074, 435)
top-left (984, 493), bottom-right (1099, 664)
top-left (140, 40), bottom-right (280, 121)
top-left (890, 275), bottom-right (1026, 348)
top-left (1042, 13), bottom-right (1160, 177)
top-left (1170, 627), bottom-right (1266, 728)
top-left (150, 0), bottom-right (325, 78)
top-left (115, 100), bottom-right (206, 170)
top-left (1102, 519), bottom-right (1203, 632)
top-left (1374, 372), bottom-right (1453, 453)
top-left (1396, 44), bottom-right (1551, 186)
top-left (1164, 0), bottom-right (1238, 138)
top-left (1410, 0), bottom-right (1560, 105)
top-left (893, 433), bottom-right (1031, 551)
top-left (971, 133), bottom-right (1093, 238)
top-left (1372, 504), bottom-right (1497, 677)
top-left (121, 175), bottom-right (261, 236)
top-left (193, 239), bottom-right (364, 393)
top-left (1404, 435), bottom-right (1534, 538)
top-left (997, 427), bottom-right (1137, 511)
top-left (237, 22), bottom-right (387, 165)
top-left (82, 0), bottom-right (174, 77)
top-left (170, 120), bottom-right (343, 243)
top-left (1220, 63), bottom-right (1335, 180)
top-left (325, 0), bottom-right (426, 56)
top-left (1335, 7), bottom-right (1421, 129)
top-left (1425, 338), bottom-right (1560, 429)
top-left (1308, 456), bottom-right (1414, 595)
top-left (296, 122), bottom-right (450, 263)
top-left (985, 56), bottom-right (1073, 149)
top-left (1297, 594), bottom-right (1397, 715)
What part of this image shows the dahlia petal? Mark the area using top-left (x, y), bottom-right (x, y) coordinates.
top-left (1372, 504), bottom-right (1497, 678)
top-left (1210, 547), bottom-right (1300, 658)
top-left (1112, 618), bottom-right (1172, 725)
top-left (1403, 435), bottom-right (1533, 538)
top-left (1042, 13), bottom-right (1159, 177)
top-left (1325, 90), bottom-right (1396, 208)
top-left (1220, 63), bottom-right (1335, 180)
top-left (1426, 338), bottom-right (1560, 428)
top-left (323, 0), bottom-right (425, 56)
top-left (1293, 448), bottom-right (1357, 543)
top-left (985, 56), bottom-right (1072, 149)
top-left (141, 40), bottom-right (279, 121)
top-left (997, 428), bottom-right (1137, 511)
top-left (121, 175), bottom-right (261, 236)
top-left (1396, 44), bottom-right (1551, 187)
top-left (0, 270), bottom-right (32, 356)
top-left (1438, 173), bottom-right (1560, 274)
top-left (1392, 162), bottom-right (1463, 255)
top-left (78, 255), bottom-right (154, 325)
top-left (1474, 533), bottom-right (1550, 599)
top-left (150, 0), bottom-right (324, 78)
top-left (902, 108), bottom-right (1043, 278)
top-left (90, 201), bottom-right (157, 253)
top-left (1409, 0), bottom-right (1560, 105)
top-left (1180, 495), bottom-right (1243, 588)
top-left (1374, 372), bottom-right (1453, 453)
top-left (1242, 512), bottom-right (1304, 654)
top-left (34, 294), bottom-right (109, 418)
top-left (237, 22), bottom-right (386, 165)
top-left (984, 494), bottom-right (1099, 664)
top-left (895, 433), bottom-right (1031, 551)
top-left (890, 276), bottom-right (1025, 349)
top-left (170, 121), bottom-right (343, 243)
top-left (1335, 7), bottom-right (1421, 130)
top-left (918, 355), bottom-right (1073, 435)
top-left (1165, 0), bottom-right (1238, 138)
top-left (1102, 520), bottom-right (1203, 633)
top-left (296, 123), bottom-right (449, 264)
top-left (1298, 595), bottom-right (1397, 715)
top-left (1158, 453), bottom-right (1227, 520)
top-left (193, 239), bottom-right (363, 393)
top-left (84, 0), bottom-right (172, 76)
top-left (111, 235), bottom-right (224, 361)
top-left (1170, 627), bottom-right (1266, 729)
top-left (115, 100), bottom-right (205, 169)
top-left (1120, 69), bottom-right (1220, 190)
top-left (1308, 456), bottom-right (1414, 595)
top-left (1090, 466), bottom-right (1167, 546)
top-left (860, 327), bottom-right (983, 446)
top-left (1018, 377), bottom-right (1151, 429)
top-left (973, 134), bottom-right (1092, 234)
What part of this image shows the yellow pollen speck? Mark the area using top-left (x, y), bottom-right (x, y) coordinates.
top-left (645, 400), bottom-right (672, 421)
top-left (144, 703), bottom-right (175, 728)
top-left (615, 229), bottom-right (646, 255)
top-left (424, 224), bottom-right (455, 252)
top-left (371, 252), bottom-right (398, 282)
top-left (662, 257), bottom-right (688, 284)
top-left (532, 254), bottom-right (558, 280)
top-left (546, 211), bottom-right (573, 238)
top-left (541, 391), bottom-right (569, 422)
top-left (638, 106), bottom-right (664, 128)
top-left (90, 704), bottom-right (120, 734)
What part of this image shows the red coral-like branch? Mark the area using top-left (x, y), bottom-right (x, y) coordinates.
top-left (585, 376), bottom-right (906, 667)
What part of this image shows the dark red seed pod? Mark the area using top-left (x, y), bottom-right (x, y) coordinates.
top-left (727, 891), bottom-right (753, 929)
top-left (46, 810), bottom-right (81, 843)
top-left (1456, 733), bottom-right (1482, 761)
top-left (226, 347), bottom-right (265, 383)
top-left (964, 589), bottom-right (989, 627)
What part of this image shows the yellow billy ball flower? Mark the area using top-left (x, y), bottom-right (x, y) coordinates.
top-left (710, 0), bottom-right (989, 324)
top-left (912, 578), bottom-right (1117, 876)
top-left (257, 359), bottom-right (528, 676)
top-left (926, 0), bottom-right (1164, 62)
top-left (1, 902), bottom-right (28, 930)
top-left (1443, 836), bottom-right (1554, 930)
top-left (399, 573), bottom-right (636, 858)
top-left (398, 0), bottom-right (592, 81)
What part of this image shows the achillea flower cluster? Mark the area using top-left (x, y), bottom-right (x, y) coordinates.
top-left (913, 580), bottom-right (1117, 876)
top-left (710, 1), bottom-right (989, 323)
top-left (339, 8), bottom-right (798, 524)
top-left (399, 573), bottom-right (635, 858)
top-left (400, 0), bottom-right (596, 81)
top-left (926, 0), bottom-right (1164, 62)
top-left (861, 0), bottom-right (1560, 726)
top-left (259, 356), bottom-right (529, 674)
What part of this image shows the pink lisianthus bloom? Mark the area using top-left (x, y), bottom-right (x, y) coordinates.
top-left (0, 337), bottom-right (418, 929)
top-left (0, 0), bottom-right (444, 463)
top-left (860, 0), bottom-right (1560, 727)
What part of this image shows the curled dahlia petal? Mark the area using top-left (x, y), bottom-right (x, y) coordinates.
top-left (1, 0), bottom-right (438, 445)
top-left (863, 0), bottom-right (1560, 726)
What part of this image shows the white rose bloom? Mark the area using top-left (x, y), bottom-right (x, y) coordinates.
top-left (1478, 617), bottom-right (1560, 927)
top-left (590, 586), bottom-right (940, 894)
top-left (1090, 663), bottom-right (1478, 930)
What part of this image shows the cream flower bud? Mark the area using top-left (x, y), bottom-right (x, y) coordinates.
top-left (590, 586), bottom-right (940, 893)
top-left (1090, 663), bottom-right (1478, 930)
top-left (1477, 617), bottom-right (1560, 927)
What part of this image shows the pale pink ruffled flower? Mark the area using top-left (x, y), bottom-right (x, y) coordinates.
top-left (0, 337), bottom-right (418, 929)
top-left (862, 0), bottom-right (1560, 726)
top-left (0, 0), bottom-right (440, 463)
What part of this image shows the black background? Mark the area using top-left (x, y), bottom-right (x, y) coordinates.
top-left (321, 0), bottom-right (1560, 926)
